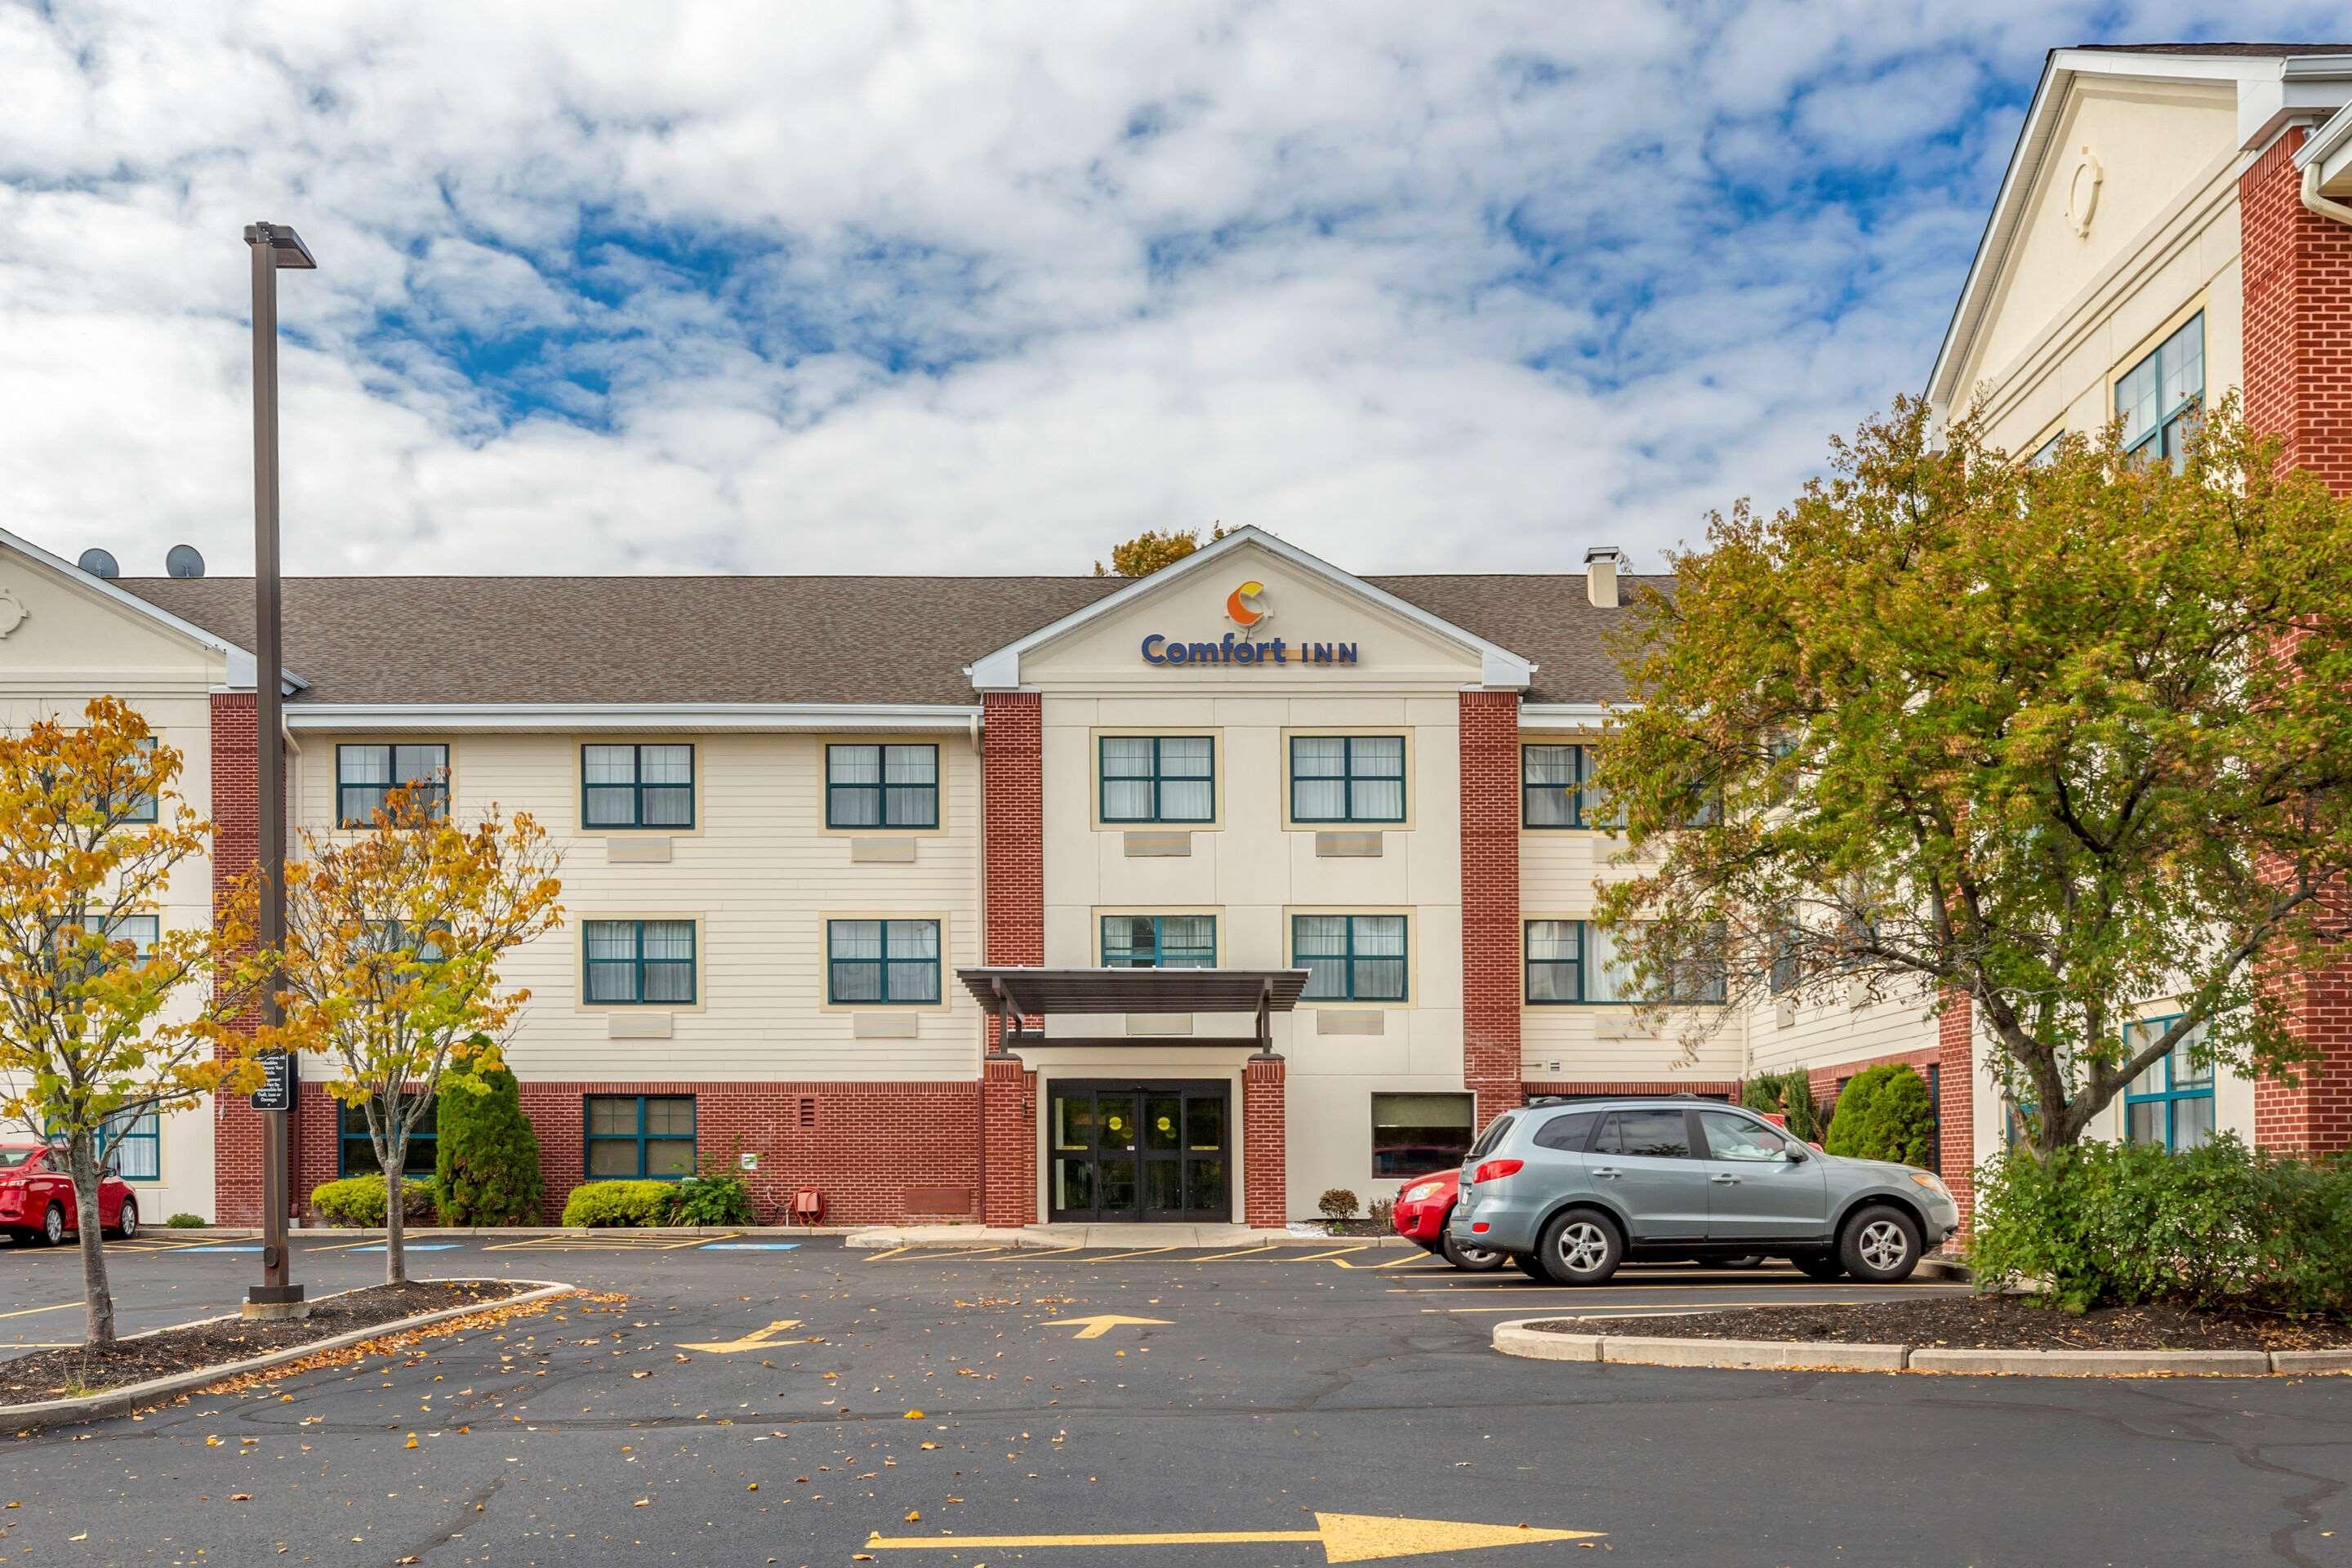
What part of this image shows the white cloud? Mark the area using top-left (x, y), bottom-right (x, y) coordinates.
top-left (0, 1), bottom-right (2344, 581)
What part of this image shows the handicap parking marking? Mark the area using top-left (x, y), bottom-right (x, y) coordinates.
top-left (698, 1241), bottom-right (800, 1251)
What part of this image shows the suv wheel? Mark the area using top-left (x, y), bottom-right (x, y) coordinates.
top-left (1533, 1209), bottom-right (1623, 1286)
top-left (1512, 1253), bottom-right (1545, 1280)
top-left (1791, 1253), bottom-right (1845, 1281)
top-left (1440, 1230), bottom-right (1506, 1272)
top-left (1838, 1205), bottom-right (1922, 1284)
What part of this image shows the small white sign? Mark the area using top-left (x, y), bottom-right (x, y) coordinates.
top-left (738, 1152), bottom-right (759, 1172)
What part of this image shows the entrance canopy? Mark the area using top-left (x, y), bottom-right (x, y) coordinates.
top-left (954, 967), bottom-right (1308, 1052)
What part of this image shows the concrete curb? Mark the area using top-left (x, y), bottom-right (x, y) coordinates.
top-left (5, 1277), bottom-right (573, 1435)
top-left (1492, 1318), bottom-right (2342, 1378)
top-left (843, 1226), bottom-right (1416, 1250)
top-left (267, 1225), bottom-right (859, 1240)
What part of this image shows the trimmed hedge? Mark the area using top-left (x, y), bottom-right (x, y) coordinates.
top-left (560, 1180), bottom-right (678, 1227)
top-left (435, 1063), bottom-right (545, 1226)
top-left (311, 1173), bottom-right (439, 1227)
top-left (1822, 1063), bottom-right (1936, 1166)
top-left (1970, 1134), bottom-right (2352, 1316)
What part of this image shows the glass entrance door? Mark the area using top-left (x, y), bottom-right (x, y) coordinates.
top-left (1049, 1080), bottom-right (1229, 1223)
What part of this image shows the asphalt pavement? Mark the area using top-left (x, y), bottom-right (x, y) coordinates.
top-left (0, 1233), bottom-right (2343, 1566)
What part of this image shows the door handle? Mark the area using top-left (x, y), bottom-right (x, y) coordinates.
top-left (1709, 1174), bottom-right (1739, 1185)
top-left (1590, 1167), bottom-right (1620, 1179)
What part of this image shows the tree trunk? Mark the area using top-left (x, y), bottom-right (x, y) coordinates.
top-left (382, 1148), bottom-right (408, 1287)
top-left (69, 1135), bottom-right (116, 1348)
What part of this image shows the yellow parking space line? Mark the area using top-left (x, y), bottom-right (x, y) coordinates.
top-left (304, 1236), bottom-right (390, 1252)
top-left (1, 1341), bottom-right (78, 1349)
top-left (860, 1245), bottom-right (916, 1263)
top-left (1016, 1242), bottom-right (1084, 1257)
top-left (1278, 1245), bottom-right (1370, 1263)
top-left (1192, 1242), bottom-right (1281, 1263)
top-left (1084, 1246), bottom-right (1178, 1264)
top-left (0, 1301), bottom-right (78, 1322)
top-left (880, 1245), bottom-right (1009, 1263)
top-left (662, 1232), bottom-right (738, 1250)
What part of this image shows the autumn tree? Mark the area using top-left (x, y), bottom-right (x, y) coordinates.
top-left (0, 698), bottom-right (261, 1346)
top-left (1595, 396), bottom-right (2352, 1157)
top-left (1092, 522), bottom-right (1230, 577)
top-left (230, 789), bottom-right (563, 1283)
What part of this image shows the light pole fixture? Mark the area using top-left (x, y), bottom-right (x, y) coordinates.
top-left (243, 220), bottom-right (314, 1320)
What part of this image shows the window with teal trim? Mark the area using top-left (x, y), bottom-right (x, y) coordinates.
top-left (1523, 920), bottom-right (1723, 1004)
top-left (584, 920), bottom-right (697, 1004)
top-left (582, 744), bottom-right (693, 829)
top-left (338, 1096), bottom-right (436, 1177)
top-left (827, 919), bottom-right (941, 1004)
top-left (1290, 737), bottom-right (1405, 823)
top-left (585, 1094), bottom-right (696, 1179)
top-left (1099, 737), bottom-right (1213, 823)
top-left (2115, 314), bottom-right (2203, 468)
top-left (338, 743), bottom-right (448, 826)
top-left (826, 744), bottom-right (938, 828)
top-left (1521, 744), bottom-right (1624, 829)
top-left (1294, 914), bottom-right (1406, 1001)
top-left (95, 1105), bottom-right (159, 1181)
top-left (2123, 1016), bottom-right (2215, 1152)
top-left (1101, 915), bottom-right (1215, 968)
top-left (99, 736), bottom-right (160, 825)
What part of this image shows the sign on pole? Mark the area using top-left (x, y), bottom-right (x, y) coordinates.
top-left (250, 1049), bottom-right (296, 1112)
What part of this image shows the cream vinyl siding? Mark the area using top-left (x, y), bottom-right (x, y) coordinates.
top-left (292, 729), bottom-right (987, 1081)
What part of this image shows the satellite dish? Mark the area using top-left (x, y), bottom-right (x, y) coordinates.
top-left (78, 548), bottom-right (120, 581)
top-left (164, 545), bottom-right (206, 579)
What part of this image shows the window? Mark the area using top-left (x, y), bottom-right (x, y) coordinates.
top-left (1695, 1109), bottom-right (1790, 1162)
top-left (1594, 1107), bottom-right (1692, 1159)
top-left (96, 1106), bottom-right (160, 1181)
top-left (1371, 1093), bottom-right (1473, 1178)
top-left (1520, 743), bottom-right (1623, 829)
top-left (585, 1094), bottom-right (696, 1179)
top-left (1466, 1112), bottom-right (1517, 1163)
top-left (827, 919), bottom-right (942, 1004)
top-left (827, 744), bottom-right (938, 829)
top-left (1290, 736), bottom-right (1405, 823)
top-left (337, 1096), bottom-right (437, 1178)
top-left (2123, 1016), bottom-right (2215, 1152)
top-left (1531, 1109), bottom-right (1601, 1152)
top-left (2029, 431), bottom-right (2064, 466)
top-left (583, 920), bottom-right (697, 1005)
top-left (582, 744), bottom-right (693, 829)
top-left (2115, 313), bottom-right (2203, 467)
top-left (337, 744), bottom-right (448, 827)
top-left (1767, 928), bottom-right (1801, 996)
top-left (1099, 737), bottom-right (1214, 823)
top-left (106, 736), bottom-right (159, 825)
top-left (1523, 920), bottom-right (1723, 1004)
top-left (1294, 914), bottom-right (1406, 1001)
top-left (62, 913), bottom-right (157, 982)
top-left (1101, 915), bottom-right (1215, 969)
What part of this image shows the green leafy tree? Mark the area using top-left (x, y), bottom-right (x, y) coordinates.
top-left (1093, 523), bottom-right (1230, 577)
top-left (434, 1058), bottom-right (544, 1225)
top-left (1822, 1063), bottom-right (1936, 1166)
top-left (1595, 396), bottom-right (2352, 1157)
top-left (1741, 1067), bottom-right (1825, 1144)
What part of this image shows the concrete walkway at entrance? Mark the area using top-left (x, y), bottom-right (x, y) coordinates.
top-left (844, 1223), bottom-right (1410, 1250)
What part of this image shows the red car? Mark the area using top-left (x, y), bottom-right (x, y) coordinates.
top-left (0, 1144), bottom-right (140, 1246)
top-left (1391, 1168), bottom-right (1504, 1271)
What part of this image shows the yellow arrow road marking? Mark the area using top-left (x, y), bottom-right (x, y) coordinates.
top-left (863, 1510), bottom-right (1601, 1562)
top-left (675, 1318), bottom-right (808, 1353)
top-left (1036, 1313), bottom-right (1170, 1340)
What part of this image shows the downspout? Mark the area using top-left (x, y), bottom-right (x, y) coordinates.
top-left (2302, 159), bottom-right (2352, 226)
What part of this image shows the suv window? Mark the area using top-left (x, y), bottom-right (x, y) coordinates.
top-left (1532, 1110), bottom-right (1600, 1152)
top-left (1595, 1108), bottom-right (1692, 1159)
top-left (1696, 1109), bottom-right (1790, 1161)
top-left (1465, 1113), bottom-right (1517, 1162)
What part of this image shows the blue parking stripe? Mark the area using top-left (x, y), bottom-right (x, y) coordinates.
top-left (699, 1241), bottom-right (801, 1250)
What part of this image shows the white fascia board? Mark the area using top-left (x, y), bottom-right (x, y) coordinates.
top-left (1520, 702), bottom-right (1631, 726)
top-left (284, 702), bottom-right (982, 733)
top-left (2296, 100), bottom-right (2352, 197)
top-left (961, 523), bottom-right (1533, 691)
top-left (0, 525), bottom-right (285, 693)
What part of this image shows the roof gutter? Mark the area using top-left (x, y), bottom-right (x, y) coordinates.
top-left (2296, 100), bottom-right (2352, 225)
top-left (283, 702), bottom-right (983, 733)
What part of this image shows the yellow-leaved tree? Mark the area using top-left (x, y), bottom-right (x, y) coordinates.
top-left (1092, 523), bottom-right (1229, 577)
top-left (0, 698), bottom-right (264, 1347)
top-left (227, 788), bottom-right (563, 1285)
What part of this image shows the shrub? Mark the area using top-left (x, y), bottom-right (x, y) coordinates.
top-left (1741, 1067), bottom-right (1827, 1144)
top-left (1970, 1134), bottom-right (2352, 1316)
top-left (166, 1213), bottom-right (207, 1229)
top-left (1366, 1197), bottom-right (1396, 1229)
top-left (671, 1174), bottom-right (755, 1227)
top-left (435, 1061), bottom-right (546, 1226)
top-left (1822, 1063), bottom-right (1936, 1166)
top-left (311, 1173), bottom-right (438, 1227)
top-left (560, 1180), bottom-right (678, 1227)
top-left (1317, 1187), bottom-right (1361, 1221)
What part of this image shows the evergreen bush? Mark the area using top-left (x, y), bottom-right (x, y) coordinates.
top-left (1822, 1063), bottom-right (1936, 1166)
top-left (434, 1062), bottom-right (546, 1225)
top-left (560, 1180), bottom-right (677, 1227)
top-left (1741, 1067), bottom-right (1827, 1144)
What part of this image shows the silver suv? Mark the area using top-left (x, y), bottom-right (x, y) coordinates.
top-left (1446, 1097), bottom-right (1959, 1285)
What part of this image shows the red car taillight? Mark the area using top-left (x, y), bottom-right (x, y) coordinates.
top-left (1472, 1159), bottom-right (1523, 1183)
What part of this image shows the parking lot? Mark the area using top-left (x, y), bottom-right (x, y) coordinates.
top-left (0, 1236), bottom-right (2343, 1565)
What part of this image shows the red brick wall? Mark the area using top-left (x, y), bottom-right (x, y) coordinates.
top-left (1936, 989), bottom-right (1976, 1236)
top-left (980, 1057), bottom-right (1036, 1226)
top-left (2243, 127), bottom-right (2352, 1155)
top-left (982, 691), bottom-right (1044, 1051)
top-left (209, 692), bottom-right (274, 1227)
top-left (1806, 1049), bottom-right (1940, 1116)
top-left (1459, 692), bottom-right (1523, 1129)
top-left (1243, 1055), bottom-right (1286, 1226)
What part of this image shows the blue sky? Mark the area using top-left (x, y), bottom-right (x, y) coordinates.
top-left (1, 2), bottom-right (2345, 577)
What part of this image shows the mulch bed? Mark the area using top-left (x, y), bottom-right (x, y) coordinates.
top-left (1530, 1294), bottom-right (2352, 1352)
top-left (0, 1278), bottom-right (526, 1406)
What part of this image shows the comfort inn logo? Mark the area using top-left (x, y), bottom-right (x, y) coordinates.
top-left (1141, 581), bottom-right (1359, 669)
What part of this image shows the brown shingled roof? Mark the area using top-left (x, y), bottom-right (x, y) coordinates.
top-left (118, 571), bottom-right (1664, 706)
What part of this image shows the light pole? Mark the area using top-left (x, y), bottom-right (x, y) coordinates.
top-left (243, 220), bottom-right (314, 1320)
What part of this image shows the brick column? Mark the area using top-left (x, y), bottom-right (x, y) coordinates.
top-left (1458, 691), bottom-right (1523, 1129)
top-left (1243, 1054), bottom-right (1287, 1227)
top-left (1936, 987), bottom-right (1976, 1240)
top-left (2243, 127), bottom-right (2352, 1155)
top-left (979, 1055), bottom-right (1036, 1227)
top-left (210, 692), bottom-right (270, 1226)
top-left (982, 691), bottom-right (1044, 1050)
